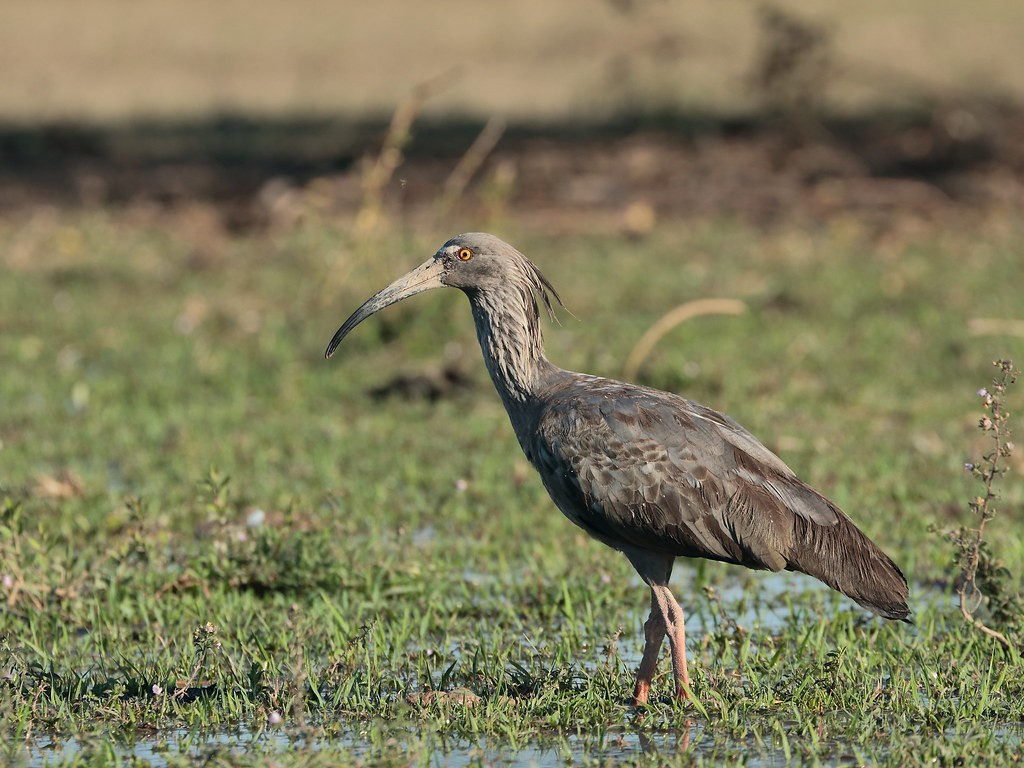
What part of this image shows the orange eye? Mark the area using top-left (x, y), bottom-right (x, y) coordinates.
top-left (457, 247), bottom-right (473, 261)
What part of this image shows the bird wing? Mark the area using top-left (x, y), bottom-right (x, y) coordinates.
top-left (531, 376), bottom-right (842, 571)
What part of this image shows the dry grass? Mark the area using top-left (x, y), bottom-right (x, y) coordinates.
top-left (2, 0), bottom-right (1024, 121)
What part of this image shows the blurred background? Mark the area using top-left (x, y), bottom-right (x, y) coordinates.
top-left (2, 0), bottom-right (1023, 228)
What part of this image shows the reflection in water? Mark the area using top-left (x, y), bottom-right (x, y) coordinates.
top-left (21, 721), bottom-right (702, 768)
top-left (637, 721), bottom-right (695, 756)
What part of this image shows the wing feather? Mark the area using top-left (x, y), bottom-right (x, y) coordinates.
top-left (530, 376), bottom-right (839, 570)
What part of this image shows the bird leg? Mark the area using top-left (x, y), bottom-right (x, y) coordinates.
top-left (632, 590), bottom-right (667, 705)
top-left (625, 553), bottom-right (691, 704)
top-left (632, 584), bottom-right (690, 703)
top-left (654, 584), bottom-right (690, 699)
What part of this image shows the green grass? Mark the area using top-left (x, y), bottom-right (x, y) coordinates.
top-left (2, 211), bottom-right (1024, 766)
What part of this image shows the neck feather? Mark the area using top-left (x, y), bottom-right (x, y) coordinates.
top-left (468, 282), bottom-right (554, 408)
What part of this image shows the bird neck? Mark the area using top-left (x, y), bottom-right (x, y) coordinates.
top-left (467, 285), bottom-right (557, 410)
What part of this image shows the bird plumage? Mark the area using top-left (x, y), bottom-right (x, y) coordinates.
top-left (528, 375), bottom-right (909, 621)
top-left (326, 232), bottom-right (910, 703)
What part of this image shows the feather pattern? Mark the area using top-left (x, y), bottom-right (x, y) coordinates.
top-left (521, 375), bottom-right (909, 620)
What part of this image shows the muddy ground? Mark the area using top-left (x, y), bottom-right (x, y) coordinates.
top-left (2, 102), bottom-right (1023, 232)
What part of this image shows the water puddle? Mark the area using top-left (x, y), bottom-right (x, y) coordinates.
top-left (30, 721), bottom-right (1017, 768)
top-left (18, 578), bottom-right (997, 768)
top-left (17, 723), bottom-right (797, 768)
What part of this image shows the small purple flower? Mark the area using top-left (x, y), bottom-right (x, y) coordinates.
top-left (977, 388), bottom-right (989, 398)
top-left (269, 711), bottom-right (284, 725)
top-left (964, 462), bottom-right (975, 472)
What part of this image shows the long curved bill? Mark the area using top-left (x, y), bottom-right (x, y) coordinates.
top-left (325, 257), bottom-right (445, 359)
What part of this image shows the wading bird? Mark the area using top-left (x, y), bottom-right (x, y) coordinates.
top-left (326, 233), bottom-right (910, 704)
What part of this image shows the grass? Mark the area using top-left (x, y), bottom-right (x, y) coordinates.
top-left (2, 209), bottom-right (1024, 766)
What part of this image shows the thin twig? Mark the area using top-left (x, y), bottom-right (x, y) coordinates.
top-left (355, 68), bottom-right (460, 235)
top-left (622, 298), bottom-right (747, 380)
top-left (967, 318), bottom-right (1024, 338)
top-left (438, 116), bottom-right (507, 215)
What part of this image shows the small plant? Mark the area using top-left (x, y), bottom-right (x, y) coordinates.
top-left (174, 622), bottom-right (223, 699)
top-left (951, 359), bottom-right (1020, 649)
top-left (199, 467), bottom-right (232, 521)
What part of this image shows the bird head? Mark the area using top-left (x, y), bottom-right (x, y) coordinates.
top-left (325, 233), bottom-right (561, 359)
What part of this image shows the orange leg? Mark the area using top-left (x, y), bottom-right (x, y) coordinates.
top-left (632, 590), bottom-right (667, 705)
top-left (633, 584), bottom-right (690, 703)
top-left (625, 553), bottom-right (689, 704)
top-left (652, 583), bottom-right (690, 699)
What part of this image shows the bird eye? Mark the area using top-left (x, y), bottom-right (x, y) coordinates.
top-left (457, 248), bottom-right (473, 261)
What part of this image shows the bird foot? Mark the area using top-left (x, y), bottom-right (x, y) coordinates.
top-left (631, 680), bottom-right (651, 706)
top-left (631, 680), bottom-right (698, 706)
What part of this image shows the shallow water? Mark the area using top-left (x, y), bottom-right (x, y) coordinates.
top-left (32, 723), bottom-right (1020, 768)
top-left (19, 724), bottom-right (809, 768)
top-left (18, 575), bottom-right (969, 768)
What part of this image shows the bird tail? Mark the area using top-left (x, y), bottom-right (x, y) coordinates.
top-left (788, 511), bottom-right (911, 622)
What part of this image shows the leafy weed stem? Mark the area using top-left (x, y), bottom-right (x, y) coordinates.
top-left (956, 359), bottom-right (1019, 650)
